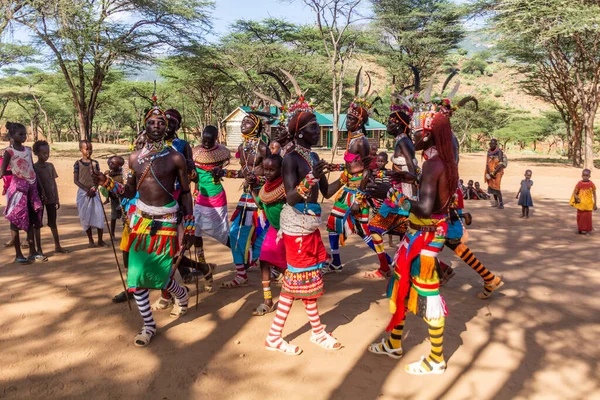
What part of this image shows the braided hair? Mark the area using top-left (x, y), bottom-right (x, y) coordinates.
top-left (431, 113), bottom-right (458, 194)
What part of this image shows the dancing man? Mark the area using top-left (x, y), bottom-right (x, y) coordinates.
top-left (325, 84), bottom-right (390, 273)
top-left (93, 103), bottom-right (193, 347)
top-left (484, 138), bottom-right (507, 209)
top-left (265, 105), bottom-right (341, 355)
top-left (365, 108), bottom-right (418, 279)
top-left (366, 112), bottom-right (457, 375)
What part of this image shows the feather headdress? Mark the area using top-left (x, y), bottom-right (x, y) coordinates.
top-left (348, 67), bottom-right (382, 123)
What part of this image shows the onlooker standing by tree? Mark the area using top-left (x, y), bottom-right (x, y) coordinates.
top-left (570, 169), bottom-right (597, 234)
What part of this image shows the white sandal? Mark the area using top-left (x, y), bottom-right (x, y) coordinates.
top-left (310, 331), bottom-right (342, 351)
top-left (367, 339), bottom-right (403, 359)
top-left (404, 356), bottom-right (446, 375)
top-left (170, 286), bottom-right (190, 318)
top-left (265, 338), bottom-right (302, 356)
top-left (134, 327), bottom-right (156, 347)
top-left (150, 296), bottom-right (173, 311)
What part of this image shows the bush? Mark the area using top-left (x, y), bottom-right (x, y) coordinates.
top-left (473, 70), bottom-right (482, 77)
top-left (463, 57), bottom-right (488, 75)
top-left (494, 90), bottom-right (503, 98)
top-left (458, 48), bottom-right (468, 56)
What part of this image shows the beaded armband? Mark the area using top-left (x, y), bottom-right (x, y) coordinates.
top-left (102, 176), bottom-right (125, 195)
top-left (296, 172), bottom-right (318, 199)
top-left (340, 171), bottom-right (350, 186)
top-left (329, 163), bottom-right (345, 172)
top-left (183, 215), bottom-right (196, 236)
top-left (263, 287), bottom-right (273, 300)
top-left (256, 176), bottom-right (266, 187)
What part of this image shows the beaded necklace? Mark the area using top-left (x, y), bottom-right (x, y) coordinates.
top-left (138, 140), bottom-right (169, 165)
top-left (259, 176), bottom-right (286, 204)
top-left (295, 144), bottom-right (313, 168)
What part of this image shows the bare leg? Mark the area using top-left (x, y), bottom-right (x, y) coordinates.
top-left (12, 230), bottom-right (27, 261)
top-left (97, 229), bottom-right (106, 246)
top-left (86, 227), bottom-right (95, 247)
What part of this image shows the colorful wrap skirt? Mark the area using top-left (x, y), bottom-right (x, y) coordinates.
top-left (386, 214), bottom-right (448, 331)
top-left (126, 205), bottom-right (179, 292)
top-left (229, 193), bottom-right (268, 265)
top-left (327, 182), bottom-right (370, 245)
top-left (280, 203), bottom-right (328, 299)
top-left (259, 225), bottom-right (287, 269)
top-left (445, 209), bottom-right (464, 243)
top-left (4, 176), bottom-right (43, 231)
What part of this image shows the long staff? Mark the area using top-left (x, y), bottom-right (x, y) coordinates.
top-left (96, 175), bottom-right (132, 311)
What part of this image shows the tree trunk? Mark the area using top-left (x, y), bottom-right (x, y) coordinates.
top-left (583, 111), bottom-right (596, 170)
top-left (572, 122), bottom-right (583, 167)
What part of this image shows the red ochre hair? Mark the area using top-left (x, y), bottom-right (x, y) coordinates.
top-left (431, 113), bottom-right (458, 194)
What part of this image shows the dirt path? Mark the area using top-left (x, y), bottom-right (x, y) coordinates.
top-left (1, 147), bottom-right (599, 400)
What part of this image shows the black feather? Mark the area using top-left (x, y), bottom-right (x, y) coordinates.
top-left (355, 66), bottom-right (363, 97)
top-left (441, 69), bottom-right (460, 95)
top-left (456, 96), bottom-right (479, 112)
top-left (259, 71), bottom-right (291, 99)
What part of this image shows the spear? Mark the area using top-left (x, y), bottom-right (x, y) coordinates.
top-left (95, 169), bottom-right (132, 311)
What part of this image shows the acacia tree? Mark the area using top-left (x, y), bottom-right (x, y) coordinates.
top-left (5, 0), bottom-right (213, 140)
top-left (492, 0), bottom-right (600, 168)
top-left (372, 0), bottom-right (465, 87)
top-left (298, 0), bottom-right (365, 156)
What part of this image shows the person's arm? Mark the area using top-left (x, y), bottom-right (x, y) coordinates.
top-left (313, 154), bottom-right (329, 198)
top-left (398, 139), bottom-right (417, 176)
top-left (282, 154), bottom-right (303, 207)
top-left (516, 182), bottom-right (521, 199)
top-left (407, 159), bottom-right (442, 218)
top-left (1, 150), bottom-right (11, 178)
top-left (494, 150), bottom-right (506, 174)
top-left (53, 164), bottom-right (60, 209)
top-left (325, 177), bottom-right (342, 198)
top-left (91, 154), bottom-right (138, 199)
top-left (593, 187), bottom-right (597, 211)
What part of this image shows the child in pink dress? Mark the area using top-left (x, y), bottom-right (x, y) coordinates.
top-left (0, 122), bottom-right (44, 263)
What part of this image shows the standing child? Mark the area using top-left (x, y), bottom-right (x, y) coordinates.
top-left (0, 122), bottom-right (44, 263)
top-left (103, 156), bottom-right (124, 239)
top-left (570, 169), bottom-right (597, 234)
top-left (369, 143), bottom-right (379, 171)
top-left (249, 154), bottom-right (287, 316)
top-left (516, 170), bottom-right (533, 218)
top-left (33, 140), bottom-right (69, 253)
top-left (74, 140), bottom-right (106, 247)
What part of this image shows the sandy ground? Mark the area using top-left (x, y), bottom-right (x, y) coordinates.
top-left (1, 144), bottom-right (599, 400)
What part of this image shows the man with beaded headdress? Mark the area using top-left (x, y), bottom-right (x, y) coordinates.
top-left (92, 99), bottom-right (194, 347)
top-left (264, 86), bottom-right (343, 355)
top-left (364, 93), bottom-right (419, 279)
top-left (213, 110), bottom-right (270, 288)
top-left (324, 69), bottom-right (393, 274)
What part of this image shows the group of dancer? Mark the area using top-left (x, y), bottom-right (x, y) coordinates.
top-left (2, 70), bottom-right (512, 376)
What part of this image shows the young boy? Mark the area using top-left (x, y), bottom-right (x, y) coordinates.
top-left (368, 143), bottom-right (379, 171)
top-left (74, 140), bottom-right (106, 247)
top-left (103, 156), bottom-right (124, 239)
top-left (474, 182), bottom-right (490, 200)
top-left (33, 140), bottom-right (69, 254)
top-left (570, 169), bottom-right (597, 234)
top-left (465, 180), bottom-right (479, 200)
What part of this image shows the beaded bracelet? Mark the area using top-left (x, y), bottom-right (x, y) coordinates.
top-left (256, 176), bottom-right (266, 187)
top-left (102, 176), bottom-right (125, 195)
top-left (329, 163), bottom-right (345, 172)
top-left (296, 172), bottom-right (318, 199)
top-left (386, 187), bottom-right (410, 211)
top-left (340, 171), bottom-right (350, 185)
top-left (183, 215), bottom-right (196, 236)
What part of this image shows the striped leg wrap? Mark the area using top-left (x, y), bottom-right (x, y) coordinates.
top-left (134, 289), bottom-right (156, 334)
top-left (386, 320), bottom-right (405, 350)
top-left (302, 299), bottom-right (324, 336)
top-left (425, 318), bottom-right (445, 366)
top-left (267, 295), bottom-right (294, 343)
top-left (371, 232), bottom-right (390, 273)
top-left (454, 244), bottom-right (495, 283)
top-left (167, 279), bottom-right (188, 308)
